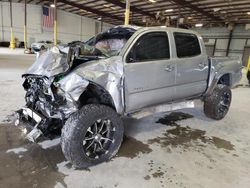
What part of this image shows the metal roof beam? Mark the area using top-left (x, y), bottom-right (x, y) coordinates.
top-left (104, 0), bottom-right (155, 18)
top-left (58, 0), bottom-right (123, 22)
top-left (171, 0), bottom-right (223, 21)
top-left (57, 0), bottom-right (141, 25)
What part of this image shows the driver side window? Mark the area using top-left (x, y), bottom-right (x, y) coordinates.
top-left (127, 32), bottom-right (170, 63)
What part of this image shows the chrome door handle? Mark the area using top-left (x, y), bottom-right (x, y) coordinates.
top-left (198, 62), bottom-right (206, 68)
top-left (164, 66), bottom-right (174, 72)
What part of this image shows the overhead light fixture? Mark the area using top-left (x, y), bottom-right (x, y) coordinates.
top-left (179, 18), bottom-right (184, 24)
top-left (247, 12), bottom-right (250, 15)
top-left (188, 17), bottom-right (192, 20)
top-left (110, 7), bottom-right (118, 10)
top-left (50, 4), bottom-right (55, 8)
top-left (213, 8), bottom-right (221, 12)
top-left (97, 17), bottom-right (102, 21)
top-left (149, 0), bottom-right (156, 3)
top-left (165, 9), bottom-right (173, 13)
top-left (195, 23), bottom-right (203, 27)
top-left (104, 4), bottom-right (117, 10)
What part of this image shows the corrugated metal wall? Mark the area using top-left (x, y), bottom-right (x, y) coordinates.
top-left (195, 25), bottom-right (250, 65)
top-left (0, 2), bottom-right (113, 46)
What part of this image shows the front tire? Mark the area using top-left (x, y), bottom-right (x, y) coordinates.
top-left (204, 84), bottom-right (232, 120)
top-left (61, 104), bottom-right (124, 168)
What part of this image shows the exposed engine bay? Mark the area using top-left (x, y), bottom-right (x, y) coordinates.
top-left (17, 26), bottom-right (137, 142)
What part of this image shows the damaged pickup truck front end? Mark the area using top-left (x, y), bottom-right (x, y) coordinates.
top-left (17, 25), bottom-right (242, 169)
top-left (17, 26), bottom-right (135, 142)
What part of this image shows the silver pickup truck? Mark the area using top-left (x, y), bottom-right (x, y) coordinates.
top-left (17, 26), bottom-right (242, 168)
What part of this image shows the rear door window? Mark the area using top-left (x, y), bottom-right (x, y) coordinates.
top-left (174, 32), bottom-right (201, 58)
top-left (127, 32), bottom-right (170, 63)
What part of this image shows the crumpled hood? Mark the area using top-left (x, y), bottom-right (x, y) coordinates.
top-left (74, 56), bottom-right (123, 78)
top-left (57, 56), bottom-right (124, 114)
top-left (23, 47), bottom-right (70, 78)
top-left (71, 56), bottom-right (124, 93)
top-left (58, 55), bottom-right (124, 94)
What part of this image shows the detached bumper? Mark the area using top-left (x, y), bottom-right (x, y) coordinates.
top-left (16, 107), bottom-right (44, 142)
top-left (21, 107), bottom-right (42, 123)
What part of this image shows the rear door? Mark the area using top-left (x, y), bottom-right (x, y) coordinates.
top-left (124, 31), bottom-right (176, 112)
top-left (172, 32), bottom-right (209, 99)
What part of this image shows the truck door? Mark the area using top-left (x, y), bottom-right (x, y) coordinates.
top-left (172, 32), bottom-right (209, 99)
top-left (124, 31), bottom-right (176, 113)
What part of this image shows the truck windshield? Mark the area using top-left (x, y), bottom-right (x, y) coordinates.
top-left (81, 38), bottom-right (127, 57)
top-left (81, 26), bottom-right (137, 58)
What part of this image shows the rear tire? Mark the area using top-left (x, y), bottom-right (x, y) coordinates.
top-left (247, 70), bottom-right (250, 85)
top-left (61, 104), bottom-right (124, 169)
top-left (204, 84), bottom-right (232, 120)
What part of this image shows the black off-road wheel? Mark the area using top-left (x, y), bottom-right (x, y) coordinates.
top-left (247, 70), bottom-right (250, 85)
top-left (61, 104), bottom-right (124, 169)
top-left (204, 84), bottom-right (232, 120)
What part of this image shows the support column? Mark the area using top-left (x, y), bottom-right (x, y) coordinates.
top-left (226, 29), bottom-right (233, 56)
top-left (10, 0), bottom-right (15, 49)
top-left (213, 38), bottom-right (217, 56)
top-left (80, 16), bottom-right (82, 41)
top-left (54, 0), bottom-right (57, 46)
top-left (24, 0), bottom-right (27, 50)
top-left (177, 6), bottom-right (180, 28)
top-left (124, 0), bottom-right (130, 25)
top-left (100, 17), bottom-right (103, 32)
top-left (0, 2), bottom-right (4, 41)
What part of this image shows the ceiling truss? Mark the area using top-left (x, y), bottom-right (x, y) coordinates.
top-left (11, 0), bottom-right (250, 27)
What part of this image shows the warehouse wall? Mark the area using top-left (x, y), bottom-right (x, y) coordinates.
top-left (194, 25), bottom-right (250, 61)
top-left (0, 2), bottom-right (113, 46)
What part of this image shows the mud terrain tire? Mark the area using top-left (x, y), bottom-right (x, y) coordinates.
top-left (61, 104), bottom-right (124, 169)
top-left (204, 84), bottom-right (232, 120)
top-left (247, 70), bottom-right (250, 85)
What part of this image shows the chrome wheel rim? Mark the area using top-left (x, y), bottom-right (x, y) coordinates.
top-left (82, 119), bottom-right (115, 159)
top-left (218, 91), bottom-right (231, 116)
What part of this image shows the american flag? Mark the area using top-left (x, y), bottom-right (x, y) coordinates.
top-left (42, 6), bottom-right (54, 28)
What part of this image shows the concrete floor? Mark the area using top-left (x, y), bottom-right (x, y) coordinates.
top-left (0, 49), bottom-right (250, 188)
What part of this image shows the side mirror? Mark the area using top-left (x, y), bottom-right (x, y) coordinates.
top-left (127, 50), bottom-right (136, 63)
